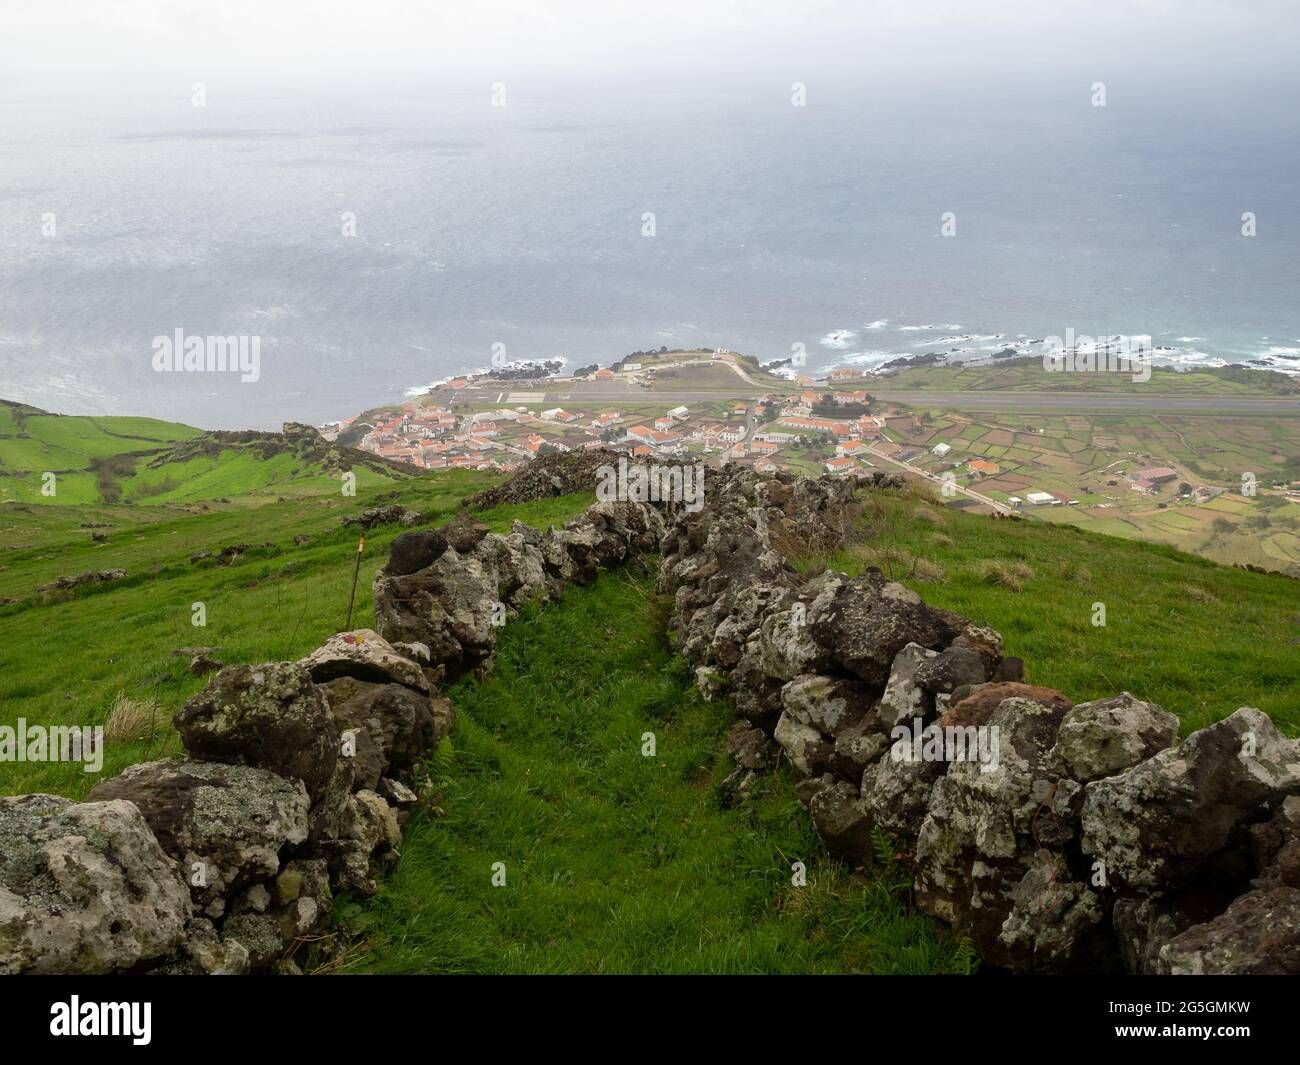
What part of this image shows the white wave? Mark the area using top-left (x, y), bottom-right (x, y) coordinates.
top-left (819, 330), bottom-right (857, 349)
top-left (839, 350), bottom-right (896, 368)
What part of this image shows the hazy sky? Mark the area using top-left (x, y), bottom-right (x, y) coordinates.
top-left (3, 0), bottom-right (1297, 94)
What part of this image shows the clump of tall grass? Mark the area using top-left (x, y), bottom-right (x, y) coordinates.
top-left (105, 692), bottom-right (163, 743)
top-left (972, 558), bottom-right (1035, 592)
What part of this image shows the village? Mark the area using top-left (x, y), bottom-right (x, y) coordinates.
top-left (319, 348), bottom-right (1300, 568)
top-left (329, 358), bottom-right (904, 485)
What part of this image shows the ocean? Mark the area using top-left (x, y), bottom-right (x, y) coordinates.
top-left (2, 62), bottom-right (1298, 429)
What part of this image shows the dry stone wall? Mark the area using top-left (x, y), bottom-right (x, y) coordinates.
top-left (657, 464), bottom-right (1300, 975)
top-left (2, 456), bottom-right (1297, 975)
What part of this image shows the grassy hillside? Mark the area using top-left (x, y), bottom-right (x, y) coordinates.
top-left (0, 401), bottom-right (416, 506)
top-left (818, 488), bottom-right (1299, 735)
top-left (0, 468), bottom-right (593, 797)
top-left (2, 457), bottom-right (1296, 972)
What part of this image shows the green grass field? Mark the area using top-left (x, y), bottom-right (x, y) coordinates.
top-left (344, 568), bottom-right (966, 975)
top-left (0, 402), bottom-right (414, 506)
top-left (0, 469), bottom-right (592, 796)
top-left (821, 489), bottom-right (1300, 736)
top-left (3, 446), bottom-right (1297, 973)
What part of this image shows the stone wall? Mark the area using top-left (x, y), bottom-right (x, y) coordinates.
top-left (3, 459), bottom-right (1297, 974)
top-left (0, 498), bottom-right (668, 974)
top-left (657, 464), bottom-right (1300, 975)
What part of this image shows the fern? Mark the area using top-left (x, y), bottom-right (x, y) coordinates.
top-left (952, 937), bottom-right (980, 976)
top-left (870, 826), bottom-right (897, 870)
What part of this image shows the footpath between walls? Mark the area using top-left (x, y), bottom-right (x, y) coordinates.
top-left (2, 455), bottom-right (1296, 974)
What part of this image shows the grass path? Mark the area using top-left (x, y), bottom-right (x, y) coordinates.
top-left (346, 568), bottom-right (968, 975)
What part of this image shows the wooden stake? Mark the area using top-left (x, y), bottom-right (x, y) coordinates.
top-left (345, 535), bottom-right (365, 630)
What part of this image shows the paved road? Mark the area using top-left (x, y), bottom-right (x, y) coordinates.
top-left (438, 381), bottom-right (1299, 416)
top-left (863, 443), bottom-right (1014, 515)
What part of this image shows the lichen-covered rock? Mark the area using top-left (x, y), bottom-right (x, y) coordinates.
top-left (1111, 890), bottom-right (1236, 975)
top-left (728, 649), bottom-right (786, 726)
top-left (307, 753), bottom-right (359, 842)
top-left (0, 794), bottom-right (191, 975)
top-left (299, 629), bottom-right (429, 693)
top-left (174, 661), bottom-right (338, 800)
top-left (808, 781), bottom-right (872, 859)
top-left (1050, 692), bottom-right (1179, 783)
top-left (541, 501), bottom-right (665, 583)
top-left (878, 643), bottom-right (938, 729)
top-left (913, 645), bottom-right (989, 695)
top-left (385, 526), bottom-right (448, 577)
top-left (694, 665), bottom-right (727, 703)
top-left (220, 912), bottom-right (287, 969)
top-left (809, 574), bottom-right (965, 686)
top-left (859, 749), bottom-right (947, 841)
top-left (773, 713), bottom-right (832, 776)
top-left (780, 674), bottom-right (873, 736)
top-left (1158, 886), bottom-right (1300, 975)
top-left (352, 790), bottom-right (402, 853)
top-left (830, 714), bottom-right (889, 780)
top-left (996, 852), bottom-right (1114, 974)
top-left (317, 839), bottom-right (376, 896)
top-left (758, 603), bottom-right (832, 681)
top-left (320, 675), bottom-right (443, 779)
top-left (1250, 795), bottom-right (1300, 888)
top-left (1081, 707), bottom-right (1300, 894)
top-left (950, 623), bottom-right (1004, 674)
top-left (913, 695), bottom-right (1079, 969)
top-left (144, 917), bottom-right (251, 975)
top-left (726, 721), bottom-right (777, 770)
top-left (373, 547), bottom-right (500, 676)
top-left (474, 531), bottom-right (554, 608)
top-left (378, 777), bottom-right (419, 808)
top-left (440, 510), bottom-right (491, 554)
top-left (88, 760), bottom-right (310, 918)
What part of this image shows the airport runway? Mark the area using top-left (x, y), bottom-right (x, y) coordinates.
top-left (435, 381), bottom-right (1300, 417)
